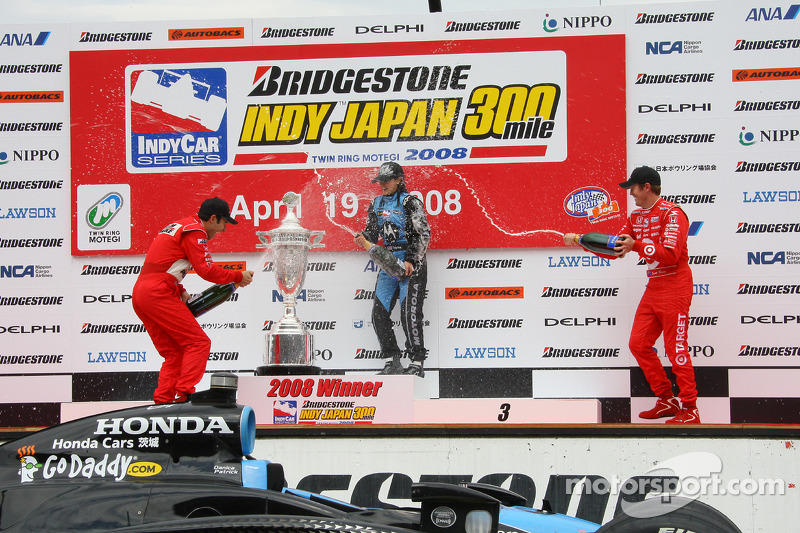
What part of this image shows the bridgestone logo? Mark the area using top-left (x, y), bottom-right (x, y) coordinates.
top-left (735, 39), bottom-right (800, 51)
top-left (446, 258), bottom-right (523, 269)
top-left (447, 318), bottom-right (523, 328)
top-left (541, 287), bottom-right (619, 297)
top-left (543, 348), bottom-right (620, 357)
top-left (0, 354), bottom-right (63, 364)
top-left (261, 27), bottom-right (334, 38)
top-left (636, 73), bottom-right (714, 84)
top-left (736, 222), bottom-right (800, 233)
top-left (79, 32), bottom-right (152, 42)
top-left (637, 133), bottom-right (715, 144)
top-left (0, 180), bottom-right (63, 190)
top-left (81, 265), bottom-right (141, 275)
top-left (0, 238), bottom-right (63, 247)
top-left (635, 12), bottom-right (714, 24)
top-left (355, 349), bottom-right (382, 359)
top-left (0, 296), bottom-right (63, 305)
top-left (661, 194), bottom-right (716, 204)
top-left (739, 345), bottom-right (800, 356)
top-left (445, 20), bottom-right (521, 32)
top-left (737, 283), bottom-right (800, 294)
top-left (80, 323), bottom-right (146, 333)
top-left (735, 100), bottom-right (800, 112)
top-left (735, 161), bottom-right (800, 172)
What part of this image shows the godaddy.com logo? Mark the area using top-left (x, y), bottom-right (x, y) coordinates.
top-left (566, 452), bottom-right (785, 518)
top-left (86, 192), bottom-right (123, 229)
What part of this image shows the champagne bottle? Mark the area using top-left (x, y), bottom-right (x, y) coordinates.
top-left (187, 283), bottom-right (237, 317)
top-left (357, 239), bottom-right (407, 280)
top-left (577, 232), bottom-right (621, 257)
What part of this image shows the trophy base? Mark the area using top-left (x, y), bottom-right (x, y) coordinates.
top-left (255, 365), bottom-right (321, 376)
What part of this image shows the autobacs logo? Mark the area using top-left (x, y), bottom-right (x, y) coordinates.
top-left (128, 67), bottom-right (227, 169)
top-left (169, 27), bottom-right (244, 41)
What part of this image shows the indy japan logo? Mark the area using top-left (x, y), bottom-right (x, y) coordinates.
top-left (126, 66), bottom-right (228, 171)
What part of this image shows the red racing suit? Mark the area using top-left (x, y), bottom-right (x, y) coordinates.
top-left (132, 215), bottom-right (243, 404)
top-left (620, 197), bottom-right (697, 405)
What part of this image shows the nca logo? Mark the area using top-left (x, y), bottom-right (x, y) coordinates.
top-left (747, 251), bottom-right (786, 264)
top-left (646, 41), bottom-right (683, 54)
top-left (94, 416), bottom-right (233, 435)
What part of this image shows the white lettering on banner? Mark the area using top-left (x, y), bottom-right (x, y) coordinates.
top-left (94, 416), bottom-right (233, 435)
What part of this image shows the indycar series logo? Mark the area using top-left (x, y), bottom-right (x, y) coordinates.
top-left (127, 67), bottom-right (227, 170)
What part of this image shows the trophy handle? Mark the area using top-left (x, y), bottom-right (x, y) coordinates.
top-left (255, 232), bottom-right (273, 249)
top-left (309, 231), bottom-right (326, 249)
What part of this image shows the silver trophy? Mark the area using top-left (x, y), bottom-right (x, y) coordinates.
top-left (256, 192), bottom-right (324, 375)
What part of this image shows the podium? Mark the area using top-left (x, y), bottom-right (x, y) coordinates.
top-left (237, 375), bottom-right (601, 425)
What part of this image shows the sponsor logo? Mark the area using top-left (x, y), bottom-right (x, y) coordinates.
top-left (274, 400), bottom-right (298, 424)
top-left (86, 192), bottom-right (123, 229)
top-left (0, 354), bottom-right (63, 364)
top-left (304, 321), bottom-right (337, 331)
top-left (0, 32), bottom-right (50, 46)
top-left (168, 27), bottom-right (244, 41)
top-left (742, 315), bottom-right (800, 324)
top-left (688, 255), bottom-right (717, 265)
top-left (541, 286), bottom-right (619, 297)
top-left (735, 99), bottom-right (800, 111)
top-left (0, 64), bottom-right (61, 74)
top-left (0, 324), bottom-right (60, 334)
top-left (95, 415), bottom-right (233, 435)
top-left (273, 289), bottom-right (325, 302)
top-left (690, 316), bottom-right (718, 326)
top-left (0, 122), bottom-right (63, 133)
top-left (0, 207), bottom-right (56, 219)
top-left (81, 323), bottom-right (145, 334)
top-left (354, 349), bottom-right (382, 360)
top-left (79, 31), bottom-right (152, 43)
top-left (0, 149), bottom-right (59, 163)
top-left (738, 283), bottom-right (800, 294)
top-left (81, 265), bottom-right (141, 275)
top-left (694, 284), bottom-right (710, 295)
top-left (189, 261), bottom-right (246, 274)
top-left (445, 287), bottom-right (524, 299)
top-left (635, 12), bottom-right (715, 24)
top-left (447, 318), bottom-right (523, 329)
top-left (33, 453), bottom-right (135, 482)
top-left (744, 6), bottom-right (800, 21)
top-left (0, 91), bottom-right (63, 102)
top-left (0, 264), bottom-right (53, 278)
top-left (736, 161), bottom-right (800, 172)
top-left (739, 127), bottom-right (757, 146)
top-left (688, 221), bottom-right (704, 236)
top-left (129, 68), bottom-right (227, 169)
top-left (739, 345), bottom-right (800, 356)
top-left (733, 67), bottom-right (800, 81)
top-left (743, 128), bottom-right (799, 145)
top-left (734, 38), bottom-right (800, 51)
top-left (127, 462), bottom-right (162, 477)
top-left (737, 222), bottom-right (800, 233)
top-left (263, 261), bottom-right (336, 272)
top-left (453, 346), bottom-right (516, 359)
top-left (742, 190), bottom-right (800, 202)
top-left (261, 27), bottom-right (335, 39)
top-left (544, 317), bottom-right (617, 327)
top-left (446, 258), bottom-right (522, 269)
top-left (355, 24), bottom-right (424, 35)
top-left (638, 103), bottom-right (711, 114)
top-left (635, 72), bottom-right (714, 84)
top-left (747, 251), bottom-right (800, 265)
top-left (661, 194), bottom-right (715, 204)
top-left (543, 347), bottom-right (620, 358)
top-left (563, 186), bottom-right (620, 223)
top-left (636, 133), bottom-right (715, 144)
top-left (209, 352), bottom-right (239, 361)
top-left (645, 40), bottom-right (703, 55)
top-left (83, 294), bottom-right (131, 304)
top-left (0, 179), bottom-right (63, 190)
top-left (1, 296), bottom-right (63, 305)
top-left (541, 14), bottom-right (612, 32)
top-left (547, 256), bottom-right (612, 268)
top-left (445, 20), bottom-right (521, 32)
top-left (354, 289), bottom-right (376, 300)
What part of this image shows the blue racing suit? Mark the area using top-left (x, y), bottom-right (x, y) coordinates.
top-left (362, 190), bottom-right (430, 361)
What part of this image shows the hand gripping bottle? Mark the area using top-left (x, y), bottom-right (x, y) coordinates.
top-left (186, 283), bottom-right (237, 317)
top-left (358, 239), bottom-right (407, 280)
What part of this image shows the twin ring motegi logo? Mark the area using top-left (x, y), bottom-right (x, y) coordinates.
top-left (127, 67), bottom-right (227, 170)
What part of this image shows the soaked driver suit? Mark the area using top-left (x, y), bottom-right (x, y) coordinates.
top-left (621, 197), bottom-right (697, 408)
top-left (362, 190), bottom-right (431, 365)
top-left (132, 215), bottom-right (243, 404)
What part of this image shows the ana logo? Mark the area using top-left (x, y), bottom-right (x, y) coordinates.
top-left (0, 32), bottom-right (50, 47)
top-left (745, 6), bottom-right (800, 21)
top-left (739, 127), bottom-right (757, 146)
top-left (543, 14), bottom-right (559, 32)
top-left (86, 192), bottom-right (123, 229)
top-left (128, 67), bottom-right (227, 170)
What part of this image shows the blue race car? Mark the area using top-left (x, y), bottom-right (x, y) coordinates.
top-left (0, 375), bottom-right (742, 533)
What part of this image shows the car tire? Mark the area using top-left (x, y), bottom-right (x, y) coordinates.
top-left (595, 496), bottom-right (742, 533)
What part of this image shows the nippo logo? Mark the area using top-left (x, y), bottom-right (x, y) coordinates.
top-left (86, 192), bottom-right (123, 229)
top-left (564, 186), bottom-right (619, 222)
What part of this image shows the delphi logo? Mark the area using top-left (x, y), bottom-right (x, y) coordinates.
top-left (127, 67), bottom-right (227, 170)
